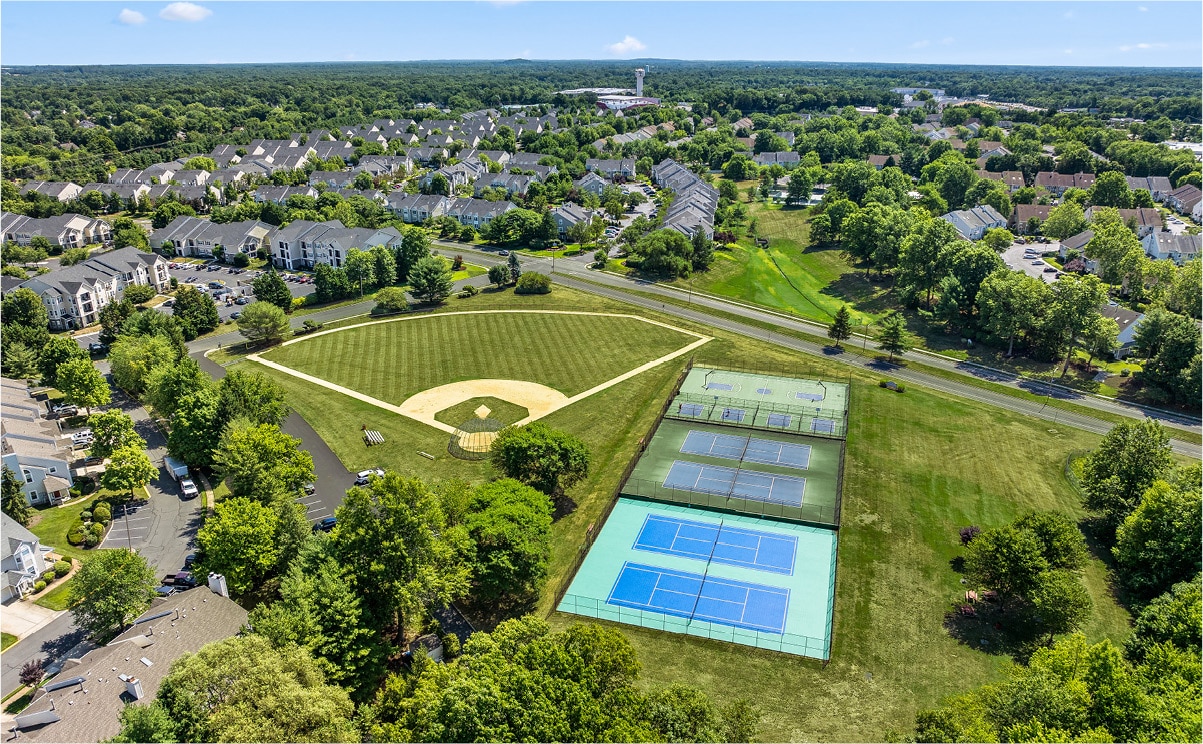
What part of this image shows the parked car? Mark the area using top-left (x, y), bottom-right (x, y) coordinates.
top-left (1031, 260), bottom-right (1043, 266)
top-left (52, 403), bottom-right (78, 416)
top-left (302, 482), bottom-right (316, 495)
top-left (354, 468), bottom-right (385, 486)
top-left (163, 299), bottom-right (174, 307)
top-left (235, 296), bottom-right (250, 305)
top-left (180, 478), bottom-right (199, 499)
top-left (155, 585), bottom-right (178, 597)
top-left (315, 517), bottom-right (337, 532)
top-left (1043, 266), bottom-right (1058, 273)
top-left (230, 312), bottom-right (241, 320)
top-left (183, 553), bottom-right (197, 569)
top-left (208, 281), bottom-right (225, 289)
top-left (498, 250), bottom-right (510, 256)
top-left (164, 571), bottom-right (197, 588)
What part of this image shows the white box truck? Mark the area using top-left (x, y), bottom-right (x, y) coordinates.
top-left (164, 455), bottom-right (189, 481)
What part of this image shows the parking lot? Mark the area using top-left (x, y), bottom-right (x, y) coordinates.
top-left (161, 260), bottom-right (317, 321)
top-left (1002, 239), bottom-right (1063, 284)
top-left (100, 500), bottom-right (153, 550)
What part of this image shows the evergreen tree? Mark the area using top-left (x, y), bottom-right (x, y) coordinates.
top-left (252, 269), bottom-right (293, 313)
top-left (825, 305), bottom-right (852, 349)
top-left (2, 465), bottom-right (33, 527)
top-left (874, 312), bottom-right (912, 362)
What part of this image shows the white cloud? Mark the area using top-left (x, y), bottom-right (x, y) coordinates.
top-left (1138, 5), bottom-right (1148, 9)
top-left (939, 37), bottom-right (955, 45)
top-left (117, 8), bottom-right (146, 24)
top-left (487, 0), bottom-right (525, 5)
top-left (1119, 42), bottom-right (1168, 51)
top-left (518, 49), bottom-right (533, 59)
top-left (910, 39), bottom-right (930, 49)
top-left (606, 35), bottom-right (646, 56)
top-left (159, 2), bottom-right (212, 22)
top-left (1063, 10), bottom-right (1074, 18)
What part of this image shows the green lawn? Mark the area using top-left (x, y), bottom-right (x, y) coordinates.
top-left (1, 633), bottom-right (16, 652)
top-left (260, 311), bottom-right (698, 402)
top-left (27, 498), bottom-right (96, 562)
top-left (34, 579), bottom-right (74, 611)
top-left (672, 203), bottom-right (885, 325)
top-left (247, 285), bottom-right (1151, 741)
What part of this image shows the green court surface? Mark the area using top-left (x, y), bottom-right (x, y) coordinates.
top-left (623, 419), bottom-right (843, 526)
top-left (556, 497), bottom-right (837, 660)
top-left (672, 367), bottom-right (849, 438)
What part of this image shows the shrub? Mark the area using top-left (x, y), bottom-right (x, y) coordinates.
top-left (90, 522), bottom-right (106, 537)
top-left (960, 526), bottom-right (982, 545)
top-left (40, 570), bottom-right (55, 582)
top-left (123, 284), bottom-right (156, 305)
top-left (292, 297), bottom-right (305, 310)
top-left (80, 510), bottom-right (92, 522)
top-left (458, 284), bottom-right (480, 298)
top-left (33, 581), bottom-right (46, 593)
top-left (1120, 368), bottom-right (1131, 377)
top-left (231, 252), bottom-right (251, 268)
top-left (19, 659), bottom-right (44, 688)
top-left (878, 380), bottom-right (905, 392)
top-left (514, 272), bottom-right (552, 295)
top-left (54, 560), bottom-right (71, 577)
top-left (84, 532), bottom-right (100, 548)
top-left (373, 286), bottom-right (410, 314)
top-left (67, 527), bottom-right (86, 546)
top-left (452, 254), bottom-right (464, 270)
top-left (92, 504), bottom-right (111, 523)
top-left (441, 633), bottom-right (461, 659)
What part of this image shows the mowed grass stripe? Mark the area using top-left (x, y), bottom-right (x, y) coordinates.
top-left (261, 313), bottom-right (697, 404)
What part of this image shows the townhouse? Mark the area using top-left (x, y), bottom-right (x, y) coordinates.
top-left (309, 170), bottom-right (355, 189)
top-left (271, 220), bottom-right (403, 271)
top-left (20, 181), bottom-right (83, 202)
top-left (1, 513), bottom-right (53, 603)
top-left (253, 185), bottom-right (318, 204)
top-left (150, 215), bottom-right (275, 258)
top-left (2, 378), bottom-right (75, 510)
top-left (474, 172), bottom-right (536, 198)
top-left (941, 205), bottom-right (1007, 241)
top-left (652, 159), bottom-right (718, 240)
top-left (1165, 184), bottom-right (1201, 216)
top-left (976, 170), bottom-right (1026, 192)
top-left (585, 158), bottom-right (637, 180)
top-left (386, 193), bottom-right (451, 224)
top-left (420, 161), bottom-right (485, 191)
top-left (1011, 204), bottom-right (1053, 234)
top-left (752, 151), bottom-right (801, 167)
top-left (17, 246), bottom-right (171, 329)
top-left (1083, 206), bottom-right (1162, 238)
top-left (79, 182), bottom-right (149, 205)
top-left (446, 197), bottom-right (516, 229)
top-left (574, 171), bottom-right (609, 198)
top-left (550, 202), bottom-right (594, 236)
top-left (1, 212), bottom-right (112, 248)
top-left (1033, 171), bottom-right (1096, 195)
top-left (1124, 175), bottom-right (1174, 201)
top-left (1142, 232), bottom-right (1201, 265)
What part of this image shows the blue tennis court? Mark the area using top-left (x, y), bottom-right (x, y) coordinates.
top-left (720, 407), bottom-right (745, 422)
top-left (663, 460), bottom-right (806, 506)
top-left (632, 514), bottom-right (797, 574)
top-left (811, 419), bottom-right (836, 434)
top-left (607, 562), bottom-right (790, 634)
top-left (678, 402), bottom-right (704, 417)
top-left (681, 430), bottom-right (812, 469)
top-left (706, 382), bottom-right (734, 391)
top-left (795, 392), bottom-right (825, 402)
top-left (766, 413), bottom-right (792, 428)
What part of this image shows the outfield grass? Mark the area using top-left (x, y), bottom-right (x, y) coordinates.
top-left (245, 286), bottom-right (1149, 741)
top-left (260, 311), bottom-right (698, 402)
top-left (1, 633), bottom-right (16, 652)
top-left (434, 397), bottom-right (529, 426)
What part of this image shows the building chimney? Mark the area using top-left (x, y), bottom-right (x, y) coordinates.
top-left (635, 68), bottom-right (645, 97)
top-left (125, 677), bottom-right (144, 700)
top-left (208, 573), bottom-right (229, 598)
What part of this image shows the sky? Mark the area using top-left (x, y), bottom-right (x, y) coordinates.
top-left (1, 1), bottom-right (1200, 68)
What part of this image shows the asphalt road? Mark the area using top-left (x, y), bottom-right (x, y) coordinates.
top-left (179, 243), bottom-right (1199, 459)
top-left (194, 352), bottom-right (352, 523)
top-left (0, 613), bottom-right (88, 698)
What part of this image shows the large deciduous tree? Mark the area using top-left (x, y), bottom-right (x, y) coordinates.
top-left (101, 446), bottom-right (158, 498)
top-left (978, 269), bottom-right (1050, 356)
top-left (196, 497), bottom-right (280, 595)
top-left (329, 473), bottom-right (470, 633)
top-left (38, 334), bottom-right (89, 388)
top-left (155, 634), bottom-right (358, 743)
top-left (2, 466), bottom-right (33, 527)
top-left (55, 357), bottom-right (111, 413)
top-left (171, 285), bottom-right (220, 339)
top-left (899, 218), bottom-right (962, 307)
top-left (68, 549), bottom-right (157, 638)
top-left (109, 334), bottom-right (176, 395)
top-left (86, 409), bottom-right (145, 460)
top-left (1112, 465), bottom-right (1202, 599)
top-left (490, 422), bottom-right (590, 496)
top-left (216, 369), bottom-right (288, 426)
top-left (1044, 273), bottom-right (1108, 377)
top-left (252, 269), bottom-right (293, 313)
top-left (1081, 419), bottom-right (1174, 532)
top-left (464, 479), bottom-right (553, 610)
top-left (212, 422), bottom-right (313, 503)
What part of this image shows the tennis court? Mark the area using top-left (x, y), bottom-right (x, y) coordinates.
top-left (680, 430), bottom-right (812, 469)
top-left (607, 562), bottom-right (790, 634)
top-left (670, 367), bottom-right (849, 438)
top-left (633, 513), bottom-right (797, 574)
top-left (624, 419), bottom-right (841, 525)
top-left (557, 498), bottom-right (837, 659)
top-left (664, 460), bottom-right (806, 507)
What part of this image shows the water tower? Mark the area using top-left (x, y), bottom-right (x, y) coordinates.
top-left (635, 67), bottom-right (646, 97)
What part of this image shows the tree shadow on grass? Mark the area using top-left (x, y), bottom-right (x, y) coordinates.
top-left (820, 272), bottom-right (897, 315)
top-left (943, 600), bottom-right (1049, 664)
top-left (551, 494), bottom-right (578, 521)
